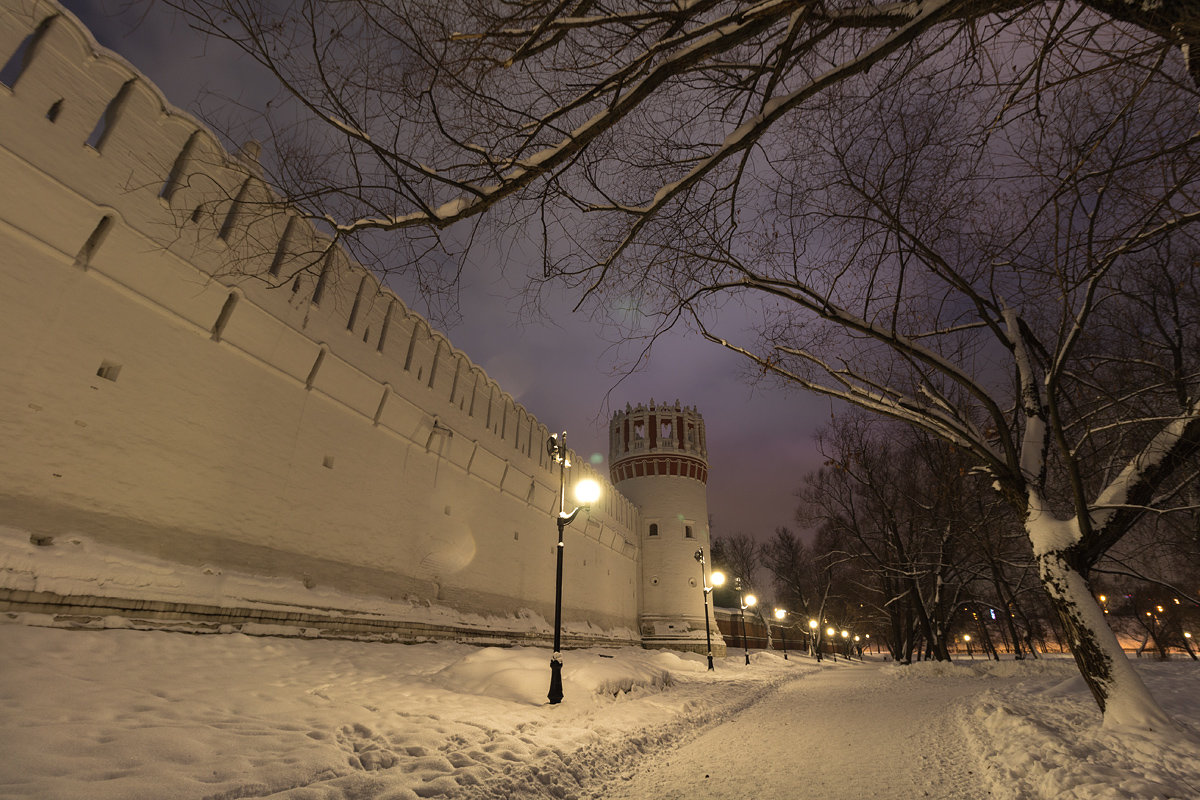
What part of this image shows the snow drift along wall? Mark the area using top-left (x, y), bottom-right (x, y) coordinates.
top-left (0, 0), bottom-right (641, 638)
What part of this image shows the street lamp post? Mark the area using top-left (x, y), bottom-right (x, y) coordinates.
top-left (546, 432), bottom-right (601, 705)
top-left (809, 619), bottom-right (821, 661)
top-left (734, 578), bottom-right (756, 665)
top-left (694, 549), bottom-right (724, 671)
top-left (826, 626), bottom-right (836, 662)
top-left (774, 609), bottom-right (789, 660)
top-left (841, 629), bottom-right (850, 659)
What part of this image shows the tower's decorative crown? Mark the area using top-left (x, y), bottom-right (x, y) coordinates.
top-left (609, 399), bottom-right (708, 484)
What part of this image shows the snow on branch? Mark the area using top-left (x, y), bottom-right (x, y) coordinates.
top-left (1087, 398), bottom-right (1200, 553)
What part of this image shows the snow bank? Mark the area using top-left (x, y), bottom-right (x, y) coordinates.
top-left (0, 624), bottom-right (802, 799)
top-left (962, 660), bottom-right (1200, 800)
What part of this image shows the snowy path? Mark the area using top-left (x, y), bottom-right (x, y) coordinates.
top-left (593, 660), bottom-right (984, 800)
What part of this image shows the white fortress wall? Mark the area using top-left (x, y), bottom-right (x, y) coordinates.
top-left (0, 0), bottom-right (641, 634)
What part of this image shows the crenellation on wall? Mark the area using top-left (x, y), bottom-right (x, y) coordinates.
top-left (308, 349), bottom-right (386, 422)
top-left (0, 2), bottom-right (42, 70)
top-left (426, 338), bottom-right (447, 391)
top-left (84, 75), bottom-right (133, 153)
top-left (468, 446), bottom-right (508, 490)
top-left (224, 302), bottom-right (325, 387)
top-left (500, 463), bottom-right (529, 500)
top-left (8, 13), bottom-right (119, 140)
top-left (344, 273), bottom-right (373, 334)
top-left (369, 385), bottom-right (420, 442)
top-left (3, 167), bottom-right (99, 266)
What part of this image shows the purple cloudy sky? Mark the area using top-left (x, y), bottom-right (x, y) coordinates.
top-left (59, 0), bottom-right (830, 543)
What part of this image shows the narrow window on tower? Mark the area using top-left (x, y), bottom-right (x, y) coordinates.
top-left (685, 525), bottom-right (694, 539)
top-left (648, 523), bottom-right (658, 537)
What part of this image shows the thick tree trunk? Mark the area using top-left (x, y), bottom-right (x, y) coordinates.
top-left (1036, 549), bottom-right (1174, 730)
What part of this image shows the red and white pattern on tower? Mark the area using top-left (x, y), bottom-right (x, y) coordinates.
top-left (609, 400), bottom-right (708, 484)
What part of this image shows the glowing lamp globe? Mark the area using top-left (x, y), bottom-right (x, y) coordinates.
top-left (574, 478), bottom-right (601, 505)
top-left (809, 619), bottom-right (818, 630)
top-left (774, 608), bottom-right (786, 620)
top-left (745, 594), bottom-right (757, 607)
top-left (711, 571), bottom-right (726, 587)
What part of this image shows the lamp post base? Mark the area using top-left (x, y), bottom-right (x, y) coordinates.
top-left (548, 658), bottom-right (563, 705)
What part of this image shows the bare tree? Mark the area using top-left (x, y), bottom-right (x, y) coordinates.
top-left (711, 533), bottom-right (760, 593)
top-left (799, 414), bottom-right (978, 662)
top-left (760, 526), bottom-right (813, 614)
top-left (173, 0), bottom-right (1200, 727)
top-left (169, 0), bottom-right (1200, 249)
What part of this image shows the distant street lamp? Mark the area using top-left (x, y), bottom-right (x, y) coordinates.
top-left (774, 608), bottom-right (789, 660)
top-left (734, 578), bottom-right (757, 665)
top-left (964, 633), bottom-right (973, 659)
top-left (694, 550), bottom-right (724, 671)
top-left (841, 629), bottom-right (850, 659)
top-left (546, 432), bottom-right (601, 705)
top-left (809, 619), bottom-right (821, 661)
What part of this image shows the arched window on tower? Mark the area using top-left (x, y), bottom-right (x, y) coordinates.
top-left (648, 523), bottom-right (659, 537)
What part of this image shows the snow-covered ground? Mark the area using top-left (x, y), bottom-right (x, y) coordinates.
top-left (1, 623), bottom-right (1197, 800)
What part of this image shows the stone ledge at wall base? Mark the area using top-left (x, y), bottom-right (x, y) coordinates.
top-left (641, 633), bottom-right (727, 657)
top-left (0, 588), bottom-right (640, 649)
